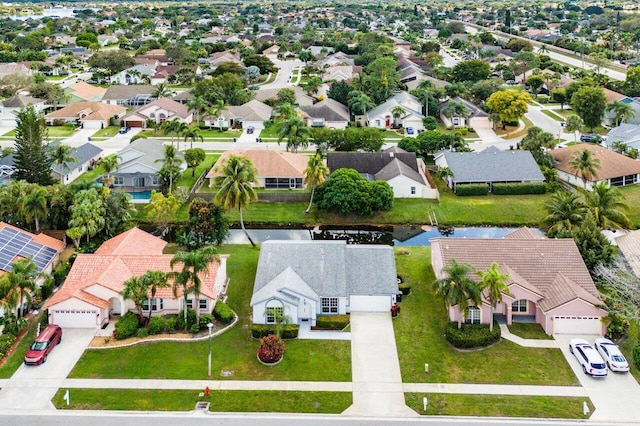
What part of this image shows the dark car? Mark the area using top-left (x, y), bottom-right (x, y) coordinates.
top-left (24, 324), bottom-right (62, 365)
top-left (580, 133), bottom-right (602, 143)
top-left (247, 126), bottom-right (255, 134)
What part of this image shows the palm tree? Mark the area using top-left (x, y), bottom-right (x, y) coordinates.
top-left (436, 166), bottom-right (454, 191)
top-left (476, 262), bottom-right (510, 332)
top-left (120, 276), bottom-right (147, 318)
top-left (170, 246), bottom-right (218, 325)
top-left (152, 83), bottom-right (174, 99)
top-left (544, 191), bottom-right (587, 235)
top-left (183, 127), bottom-right (203, 149)
top-left (432, 259), bottom-right (481, 329)
top-left (303, 153), bottom-right (329, 214)
top-left (565, 115), bottom-right (583, 142)
top-left (0, 275), bottom-right (20, 318)
top-left (391, 105), bottom-right (406, 127)
top-left (23, 186), bottom-right (48, 232)
top-left (5, 258), bottom-right (40, 317)
top-left (569, 148), bottom-right (601, 188)
top-left (584, 182), bottom-right (632, 229)
top-left (161, 119), bottom-right (178, 147)
top-left (205, 100), bottom-right (227, 128)
top-left (50, 144), bottom-right (77, 184)
top-left (155, 145), bottom-right (183, 194)
top-left (141, 270), bottom-right (170, 323)
top-left (276, 116), bottom-right (311, 153)
top-left (173, 121), bottom-right (190, 150)
top-left (99, 154), bottom-right (121, 189)
top-left (275, 102), bottom-right (297, 120)
top-left (214, 156), bottom-right (258, 247)
top-left (606, 101), bottom-right (636, 126)
top-left (187, 95), bottom-right (209, 126)
top-left (348, 93), bottom-right (375, 117)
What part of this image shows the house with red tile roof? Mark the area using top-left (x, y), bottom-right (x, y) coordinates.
top-left (431, 228), bottom-right (607, 335)
top-left (43, 228), bottom-right (227, 329)
top-left (44, 102), bottom-right (126, 129)
top-left (121, 98), bottom-right (193, 128)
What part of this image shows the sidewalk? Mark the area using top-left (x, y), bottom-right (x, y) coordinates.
top-left (499, 324), bottom-right (559, 348)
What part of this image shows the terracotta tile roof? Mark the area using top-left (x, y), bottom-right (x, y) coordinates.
top-left (539, 273), bottom-right (603, 311)
top-left (95, 227), bottom-right (166, 256)
top-left (504, 227), bottom-right (545, 240)
top-left (45, 102), bottom-right (126, 122)
top-left (551, 143), bottom-right (640, 181)
top-left (67, 82), bottom-right (107, 100)
top-left (76, 289), bottom-right (110, 309)
top-left (206, 148), bottom-right (309, 180)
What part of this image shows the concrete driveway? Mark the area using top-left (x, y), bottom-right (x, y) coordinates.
top-left (0, 328), bottom-right (95, 410)
top-left (554, 334), bottom-right (640, 422)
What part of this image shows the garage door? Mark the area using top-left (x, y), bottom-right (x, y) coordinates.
top-left (554, 316), bottom-right (602, 334)
top-left (126, 121), bottom-right (143, 128)
top-left (51, 310), bottom-right (97, 328)
top-left (349, 295), bottom-right (391, 312)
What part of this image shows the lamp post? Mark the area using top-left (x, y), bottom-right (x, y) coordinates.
top-left (207, 322), bottom-right (214, 377)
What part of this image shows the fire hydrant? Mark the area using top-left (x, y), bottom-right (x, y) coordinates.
top-left (205, 386), bottom-right (210, 396)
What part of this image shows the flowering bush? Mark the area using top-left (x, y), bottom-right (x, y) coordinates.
top-left (390, 303), bottom-right (401, 317)
top-left (257, 334), bottom-right (285, 364)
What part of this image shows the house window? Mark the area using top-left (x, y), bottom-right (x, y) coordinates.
top-left (133, 177), bottom-right (145, 187)
top-left (410, 186), bottom-right (416, 195)
top-left (466, 306), bottom-right (480, 324)
top-left (113, 176), bottom-right (124, 186)
top-left (321, 297), bottom-right (338, 314)
top-left (143, 298), bottom-right (163, 311)
top-left (266, 306), bottom-right (283, 324)
top-left (186, 299), bottom-right (193, 309)
top-left (199, 299), bottom-right (207, 311)
top-left (375, 120), bottom-right (381, 127)
top-left (512, 299), bottom-right (528, 313)
top-left (77, 165), bottom-right (83, 172)
top-left (151, 176), bottom-right (159, 185)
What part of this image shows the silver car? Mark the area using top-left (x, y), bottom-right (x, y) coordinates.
top-left (595, 338), bottom-right (629, 373)
top-left (569, 338), bottom-right (608, 377)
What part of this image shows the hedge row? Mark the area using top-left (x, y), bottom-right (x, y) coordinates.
top-left (633, 345), bottom-right (640, 370)
top-left (315, 315), bottom-right (350, 330)
top-left (445, 321), bottom-right (501, 349)
top-left (213, 301), bottom-right (234, 324)
top-left (250, 324), bottom-right (299, 339)
top-left (455, 184), bottom-right (489, 196)
top-left (493, 182), bottom-right (547, 195)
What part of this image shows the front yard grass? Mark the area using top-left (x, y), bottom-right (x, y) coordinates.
top-left (0, 316), bottom-right (38, 378)
top-left (197, 128), bottom-right (242, 138)
top-left (176, 154), bottom-right (219, 191)
top-left (53, 389), bottom-right (352, 413)
top-left (405, 394), bottom-right (593, 419)
top-left (617, 185), bottom-right (640, 227)
top-left (91, 126), bottom-right (120, 138)
top-left (69, 245), bottom-right (351, 381)
top-left (393, 247), bottom-right (578, 385)
top-left (508, 323), bottom-right (554, 340)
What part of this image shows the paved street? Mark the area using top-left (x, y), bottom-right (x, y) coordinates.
top-left (260, 58), bottom-right (302, 90)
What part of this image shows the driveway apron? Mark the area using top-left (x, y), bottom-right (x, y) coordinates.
top-left (554, 334), bottom-right (640, 423)
top-left (0, 328), bottom-right (95, 410)
top-left (342, 312), bottom-right (416, 417)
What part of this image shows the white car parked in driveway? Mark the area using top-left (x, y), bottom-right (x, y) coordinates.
top-left (595, 338), bottom-right (630, 373)
top-left (569, 338), bottom-right (608, 377)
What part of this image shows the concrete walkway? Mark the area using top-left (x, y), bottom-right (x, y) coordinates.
top-left (342, 313), bottom-right (416, 418)
top-left (298, 322), bottom-right (351, 341)
top-left (499, 324), bottom-right (559, 348)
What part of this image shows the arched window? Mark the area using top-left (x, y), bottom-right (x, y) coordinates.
top-left (265, 299), bottom-right (284, 324)
top-left (512, 299), bottom-right (528, 313)
top-left (466, 306), bottom-right (480, 324)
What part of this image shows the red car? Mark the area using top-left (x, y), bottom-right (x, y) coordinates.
top-left (24, 324), bottom-right (62, 365)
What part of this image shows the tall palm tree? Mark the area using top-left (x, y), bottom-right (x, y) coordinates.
top-left (432, 259), bottom-right (481, 329)
top-left (183, 127), bottom-right (203, 149)
top-left (276, 116), bottom-right (310, 153)
top-left (50, 144), bottom-right (77, 184)
top-left (141, 270), bottom-right (170, 323)
top-left (151, 83), bottom-right (174, 99)
top-left (5, 258), bottom-right (40, 317)
top-left (606, 101), bottom-right (636, 126)
top-left (303, 153), bottom-right (329, 214)
top-left (476, 262), bottom-right (510, 332)
top-left (584, 182), bottom-right (632, 229)
top-left (391, 105), bottom-right (406, 127)
top-left (187, 95), bottom-right (209, 126)
top-left (544, 191), bottom-right (587, 235)
top-left (170, 246), bottom-right (218, 325)
top-left (565, 115), bottom-right (583, 142)
top-left (173, 121), bottom-right (190, 150)
top-left (205, 100), bottom-right (227, 129)
top-left (99, 154), bottom-right (121, 189)
top-left (0, 275), bottom-right (20, 317)
top-left (161, 119), bottom-right (178, 147)
top-left (155, 145), bottom-right (183, 194)
top-left (23, 186), bottom-right (48, 232)
top-left (214, 156), bottom-right (258, 247)
top-left (348, 92), bottom-right (375, 117)
top-left (569, 148), bottom-right (601, 188)
top-left (275, 102), bottom-right (297, 120)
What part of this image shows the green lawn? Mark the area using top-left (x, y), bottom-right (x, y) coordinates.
top-left (5, 126), bottom-right (76, 138)
top-left (197, 128), bottom-right (242, 138)
top-left (542, 109), bottom-right (564, 122)
top-left (393, 247), bottom-right (579, 385)
top-left (75, 163), bottom-right (106, 185)
top-left (618, 320), bottom-right (640, 382)
top-left (0, 316), bottom-right (39, 378)
top-left (508, 323), bottom-right (554, 340)
top-left (69, 245), bottom-right (351, 381)
top-left (52, 389), bottom-right (352, 413)
top-left (176, 154), bottom-right (219, 191)
top-left (91, 126), bottom-right (120, 138)
top-left (405, 394), bottom-right (593, 419)
top-left (258, 123), bottom-right (279, 139)
top-left (618, 185), bottom-right (640, 227)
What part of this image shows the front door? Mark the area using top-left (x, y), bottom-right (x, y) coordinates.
top-left (300, 300), bottom-right (312, 320)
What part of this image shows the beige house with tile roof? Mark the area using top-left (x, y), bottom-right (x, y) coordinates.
top-left (121, 98), bottom-right (193, 128)
top-left (551, 143), bottom-right (640, 190)
top-left (43, 228), bottom-right (227, 329)
top-left (207, 148), bottom-right (309, 190)
top-left (64, 81), bottom-right (107, 103)
top-left (44, 102), bottom-right (126, 129)
top-left (431, 228), bottom-right (607, 335)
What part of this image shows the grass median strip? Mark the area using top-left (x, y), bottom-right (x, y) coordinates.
top-left (404, 394), bottom-right (593, 419)
top-left (52, 389), bottom-right (352, 413)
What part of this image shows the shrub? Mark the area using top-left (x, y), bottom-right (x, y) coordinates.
top-left (213, 301), bottom-right (234, 324)
top-left (136, 327), bottom-right (149, 338)
top-left (53, 262), bottom-right (71, 286)
top-left (399, 283), bottom-right (411, 295)
top-left (604, 312), bottom-right (629, 340)
top-left (493, 182), bottom-right (546, 195)
top-left (165, 316), bottom-right (177, 333)
top-left (423, 116), bottom-right (438, 130)
top-left (2, 316), bottom-right (27, 337)
top-left (315, 315), bottom-right (350, 330)
top-left (0, 334), bottom-right (16, 358)
top-left (148, 316), bottom-right (165, 335)
top-left (251, 324), bottom-right (299, 339)
top-left (633, 345), bottom-right (640, 370)
top-left (257, 334), bottom-right (285, 364)
top-left (115, 312), bottom-right (139, 340)
top-left (445, 321), bottom-right (501, 349)
top-left (455, 184), bottom-right (489, 196)
top-left (39, 277), bottom-right (54, 300)
top-left (175, 308), bottom-right (197, 330)
top-left (199, 314), bottom-right (214, 330)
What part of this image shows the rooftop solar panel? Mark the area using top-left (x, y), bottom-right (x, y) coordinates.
top-left (0, 226), bottom-right (58, 273)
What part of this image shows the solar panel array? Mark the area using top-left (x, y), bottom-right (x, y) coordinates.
top-left (0, 227), bottom-right (58, 272)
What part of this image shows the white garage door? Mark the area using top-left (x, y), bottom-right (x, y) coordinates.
top-left (349, 295), bottom-right (391, 312)
top-left (554, 316), bottom-right (602, 335)
top-left (51, 310), bottom-right (97, 328)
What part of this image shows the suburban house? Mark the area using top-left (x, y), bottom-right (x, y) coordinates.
top-left (203, 99), bottom-right (272, 131)
top-left (439, 97), bottom-right (491, 129)
top-left (551, 143), bottom-right (640, 189)
top-left (434, 146), bottom-right (545, 193)
top-left (43, 227), bottom-right (228, 328)
top-left (605, 123), bottom-right (640, 151)
top-left (327, 146), bottom-right (437, 198)
top-left (51, 142), bottom-right (103, 184)
top-left (64, 81), bottom-right (107, 104)
top-left (366, 92), bottom-right (424, 136)
top-left (431, 227), bottom-right (608, 335)
top-left (614, 230), bottom-right (640, 280)
top-left (110, 65), bottom-right (156, 85)
top-left (321, 65), bottom-right (354, 82)
top-left (207, 148), bottom-right (308, 190)
top-left (102, 85), bottom-right (154, 106)
top-left (253, 86), bottom-right (314, 107)
top-left (2, 95), bottom-right (47, 116)
top-left (604, 97), bottom-right (640, 126)
top-left (44, 102), bottom-right (127, 129)
top-left (120, 98), bottom-right (193, 128)
top-left (298, 98), bottom-right (350, 129)
top-left (109, 138), bottom-right (185, 199)
top-left (250, 240), bottom-right (399, 326)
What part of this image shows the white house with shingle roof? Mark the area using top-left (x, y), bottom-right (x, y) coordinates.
top-left (250, 240), bottom-right (399, 326)
top-left (366, 92), bottom-right (424, 136)
top-left (431, 228), bottom-right (607, 335)
top-left (299, 98), bottom-right (350, 129)
top-left (203, 99), bottom-right (272, 131)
